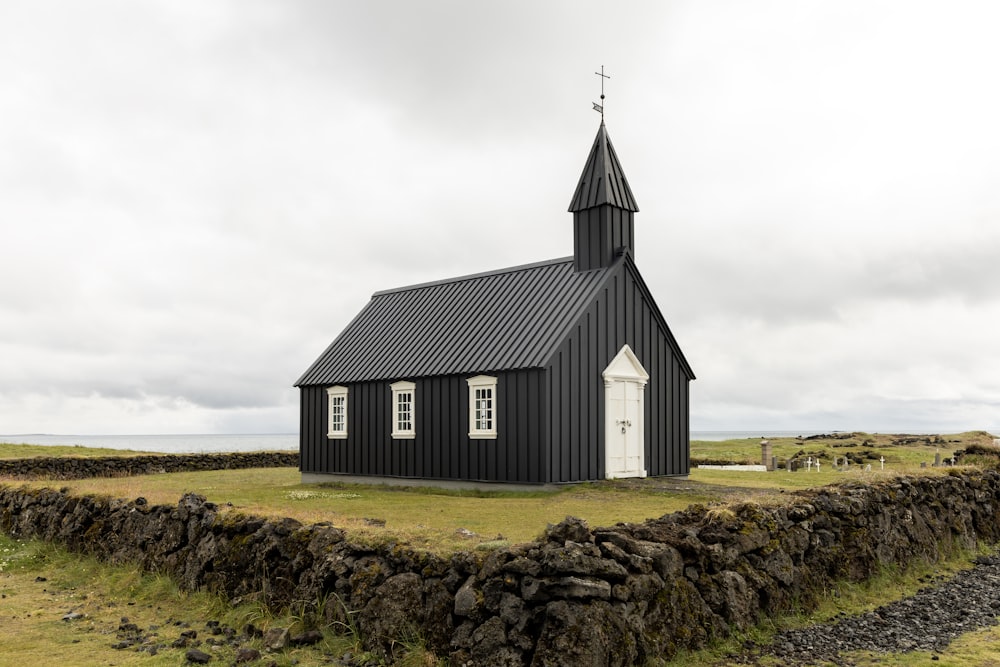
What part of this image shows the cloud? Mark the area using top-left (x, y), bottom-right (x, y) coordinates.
top-left (1, 1), bottom-right (998, 435)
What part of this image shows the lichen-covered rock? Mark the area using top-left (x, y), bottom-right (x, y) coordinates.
top-left (544, 516), bottom-right (593, 545)
top-left (454, 576), bottom-right (481, 617)
top-left (532, 600), bottom-right (636, 667)
top-left (359, 572), bottom-right (424, 658)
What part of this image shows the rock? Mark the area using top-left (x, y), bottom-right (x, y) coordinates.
top-left (359, 572), bottom-right (424, 658)
top-left (539, 543), bottom-right (628, 581)
top-left (62, 612), bottom-right (85, 621)
top-left (533, 600), bottom-right (636, 666)
top-left (234, 646), bottom-right (261, 662)
top-left (290, 629), bottom-right (323, 646)
top-left (453, 576), bottom-right (481, 617)
top-left (263, 627), bottom-right (289, 650)
top-left (185, 648), bottom-right (212, 664)
top-left (548, 576), bottom-right (612, 600)
top-left (717, 569), bottom-right (756, 628)
top-left (545, 516), bottom-right (592, 545)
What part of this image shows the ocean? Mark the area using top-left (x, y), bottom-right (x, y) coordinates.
top-left (0, 429), bottom-right (948, 453)
top-left (0, 433), bottom-right (300, 453)
top-left (2, 429), bottom-right (992, 453)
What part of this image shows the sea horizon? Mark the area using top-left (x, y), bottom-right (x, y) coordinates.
top-left (2, 428), bottom-right (996, 454)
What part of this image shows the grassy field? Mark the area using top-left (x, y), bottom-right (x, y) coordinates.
top-left (0, 442), bottom-right (150, 458)
top-left (0, 533), bottom-right (409, 667)
top-left (691, 430), bottom-right (994, 468)
top-left (3, 431), bottom-right (995, 553)
top-left (10, 468), bottom-right (717, 552)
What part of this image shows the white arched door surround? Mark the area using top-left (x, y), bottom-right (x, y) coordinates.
top-left (603, 344), bottom-right (648, 479)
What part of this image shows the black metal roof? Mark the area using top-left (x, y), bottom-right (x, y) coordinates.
top-left (568, 121), bottom-right (639, 213)
top-left (296, 257), bottom-right (616, 386)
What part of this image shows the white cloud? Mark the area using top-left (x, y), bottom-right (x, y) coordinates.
top-left (1, 0), bottom-right (998, 435)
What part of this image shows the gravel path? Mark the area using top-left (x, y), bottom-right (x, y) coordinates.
top-left (730, 555), bottom-right (1000, 666)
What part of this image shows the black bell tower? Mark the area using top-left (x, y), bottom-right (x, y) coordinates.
top-left (567, 121), bottom-right (639, 272)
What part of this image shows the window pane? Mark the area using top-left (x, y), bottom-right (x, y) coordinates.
top-left (331, 395), bottom-right (345, 432)
top-left (396, 391), bottom-right (412, 433)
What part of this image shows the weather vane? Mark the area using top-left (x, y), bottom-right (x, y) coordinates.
top-left (593, 66), bottom-right (610, 118)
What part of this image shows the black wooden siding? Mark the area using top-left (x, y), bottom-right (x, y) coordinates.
top-left (545, 256), bottom-right (690, 481)
top-left (299, 369), bottom-right (548, 483)
top-left (573, 205), bottom-right (635, 272)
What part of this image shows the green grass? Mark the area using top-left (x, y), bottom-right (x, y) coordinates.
top-left (0, 533), bottom-right (403, 667)
top-left (691, 430), bottom-right (994, 468)
top-left (11, 468), bottom-right (716, 552)
top-left (0, 442), bottom-right (151, 458)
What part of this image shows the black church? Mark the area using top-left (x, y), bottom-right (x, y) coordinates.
top-left (296, 121), bottom-right (695, 487)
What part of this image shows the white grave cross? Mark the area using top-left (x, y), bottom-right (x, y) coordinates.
top-left (806, 457), bottom-right (813, 471)
top-left (880, 456), bottom-right (885, 471)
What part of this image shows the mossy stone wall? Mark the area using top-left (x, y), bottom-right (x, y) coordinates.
top-left (3, 470), bottom-right (1000, 665)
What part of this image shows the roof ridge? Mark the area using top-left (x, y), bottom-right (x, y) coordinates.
top-left (372, 256), bottom-right (573, 297)
top-left (535, 251), bottom-right (630, 368)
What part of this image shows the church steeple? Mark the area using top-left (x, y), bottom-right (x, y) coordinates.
top-left (568, 121), bottom-right (639, 272)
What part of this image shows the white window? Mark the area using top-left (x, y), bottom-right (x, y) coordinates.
top-left (467, 375), bottom-right (498, 439)
top-left (326, 386), bottom-right (348, 439)
top-left (390, 380), bottom-right (416, 439)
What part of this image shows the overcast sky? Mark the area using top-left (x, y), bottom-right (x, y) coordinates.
top-left (2, 1), bottom-right (998, 436)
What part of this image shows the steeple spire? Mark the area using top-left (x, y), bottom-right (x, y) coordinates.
top-left (568, 121), bottom-right (639, 272)
top-left (568, 121), bottom-right (639, 213)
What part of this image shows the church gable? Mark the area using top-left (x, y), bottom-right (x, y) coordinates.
top-left (603, 344), bottom-right (649, 384)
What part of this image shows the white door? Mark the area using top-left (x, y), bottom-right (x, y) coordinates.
top-left (603, 345), bottom-right (648, 479)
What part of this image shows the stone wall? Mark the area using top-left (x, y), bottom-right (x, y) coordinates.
top-left (3, 470), bottom-right (1000, 665)
top-left (0, 452), bottom-right (299, 480)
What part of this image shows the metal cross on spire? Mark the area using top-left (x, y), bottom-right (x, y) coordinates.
top-left (593, 66), bottom-right (610, 118)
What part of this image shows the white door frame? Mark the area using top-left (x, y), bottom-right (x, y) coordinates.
top-left (603, 344), bottom-right (648, 479)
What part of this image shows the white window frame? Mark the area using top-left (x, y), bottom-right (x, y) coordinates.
top-left (390, 380), bottom-right (416, 439)
top-left (467, 375), bottom-right (498, 439)
top-left (326, 385), bottom-right (349, 439)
